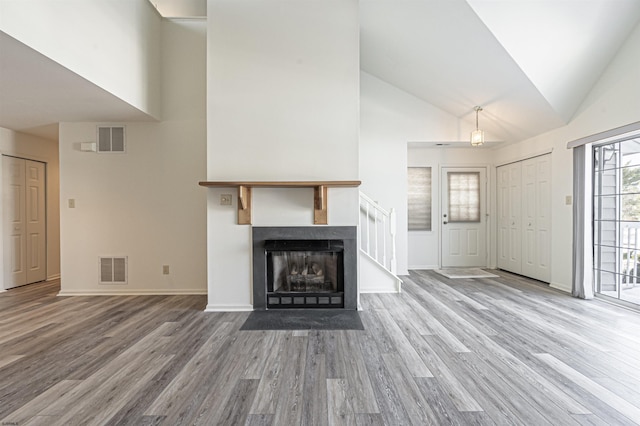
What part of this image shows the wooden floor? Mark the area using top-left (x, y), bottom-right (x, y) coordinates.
top-left (2, 271), bottom-right (640, 425)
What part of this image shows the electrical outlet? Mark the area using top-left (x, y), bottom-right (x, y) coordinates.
top-left (220, 194), bottom-right (232, 205)
top-left (163, 265), bottom-right (170, 275)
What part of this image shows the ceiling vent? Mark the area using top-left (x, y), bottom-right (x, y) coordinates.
top-left (99, 256), bottom-right (128, 284)
top-left (97, 126), bottom-right (126, 153)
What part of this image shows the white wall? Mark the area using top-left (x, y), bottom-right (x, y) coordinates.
top-left (492, 20), bottom-right (640, 293)
top-left (0, 127), bottom-right (60, 288)
top-left (58, 19), bottom-right (207, 295)
top-left (0, 0), bottom-right (162, 119)
top-left (206, 0), bottom-right (360, 310)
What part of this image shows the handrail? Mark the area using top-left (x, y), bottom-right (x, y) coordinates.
top-left (359, 192), bottom-right (397, 275)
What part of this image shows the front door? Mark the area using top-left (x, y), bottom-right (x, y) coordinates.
top-left (441, 167), bottom-right (487, 268)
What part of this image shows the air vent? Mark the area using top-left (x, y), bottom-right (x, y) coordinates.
top-left (97, 126), bottom-right (126, 153)
top-left (99, 256), bottom-right (128, 284)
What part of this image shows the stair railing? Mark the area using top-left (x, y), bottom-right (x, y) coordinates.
top-left (359, 192), bottom-right (397, 275)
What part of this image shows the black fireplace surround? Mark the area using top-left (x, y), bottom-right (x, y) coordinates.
top-left (252, 226), bottom-right (357, 310)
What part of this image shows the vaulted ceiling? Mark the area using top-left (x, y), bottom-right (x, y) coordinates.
top-left (360, 0), bottom-right (640, 144)
top-left (1, 0), bottom-right (639, 144)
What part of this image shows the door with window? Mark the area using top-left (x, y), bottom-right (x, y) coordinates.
top-left (441, 167), bottom-right (487, 267)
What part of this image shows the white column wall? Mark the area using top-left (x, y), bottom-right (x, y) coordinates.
top-left (206, 0), bottom-right (360, 310)
top-left (0, 0), bottom-right (162, 119)
top-left (58, 19), bottom-right (207, 295)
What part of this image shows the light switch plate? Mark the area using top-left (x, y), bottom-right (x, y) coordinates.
top-left (220, 194), bottom-right (232, 205)
top-left (565, 195), bottom-right (572, 205)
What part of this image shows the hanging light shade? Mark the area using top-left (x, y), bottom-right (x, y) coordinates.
top-left (470, 106), bottom-right (484, 147)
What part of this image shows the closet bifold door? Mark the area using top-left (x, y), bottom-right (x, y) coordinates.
top-left (25, 159), bottom-right (46, 284)
top-left (497, 162), bottom-right (522, 274)
top-left (2, 156), bottom-right (46, 289)
top-left (497, 154), bottom-right (551, 283)
top-left (523, 155), bottom-right (551, 282)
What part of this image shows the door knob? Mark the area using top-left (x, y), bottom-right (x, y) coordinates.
top-left (443, 221), bottom-right (448, 225)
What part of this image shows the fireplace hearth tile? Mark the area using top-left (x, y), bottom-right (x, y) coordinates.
top-left (239, 310), bottom-right (364, 331)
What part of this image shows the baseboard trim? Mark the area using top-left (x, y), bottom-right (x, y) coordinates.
top-left (47, 274), bottom-right (61, 281)
top-left (57, 289), bottom-right (207, 296)
top-left (407, 265), bottom-right (438, 270)
top-left (360, 289), bottom-right (401, 294)
top-left (550, 282), bottom-right (571, 294)
top-left (205, 304), bottom-right (253, 312)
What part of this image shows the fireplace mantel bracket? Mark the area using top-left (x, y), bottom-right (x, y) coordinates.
top-left (199, 180), bottom-right (361, 225)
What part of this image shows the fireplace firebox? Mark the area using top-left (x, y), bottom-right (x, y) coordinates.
top-left (266, 240), bottom-right (344, 308)
top-left (252, 227), bottom-right (357, 310)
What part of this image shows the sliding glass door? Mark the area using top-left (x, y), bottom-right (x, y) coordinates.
top-left (593, 137), bottom-right (640, 305)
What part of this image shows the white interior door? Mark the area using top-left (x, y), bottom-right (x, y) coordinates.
top-left (2, 156), bottom-right (46, 289)
top-left (522, 155), bottom-right (551, 282)
top-left (522, 159), bottom-right (537, 277)
top-left (3, 156), bottom-right (27, 288)
top-left (25, 160), bottom-right (46, 283)
top-left (535, 156), bottom-right (551, 282)
top-left (497, 163), bottom-right (522, 273)
top-left (441, 167), bottom-right (487, 268)
top-left (496, 155), bottom-right (551, 282)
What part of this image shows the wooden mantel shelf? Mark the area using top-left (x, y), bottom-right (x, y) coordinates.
top-left (198, 180), bottom-right (361, 225)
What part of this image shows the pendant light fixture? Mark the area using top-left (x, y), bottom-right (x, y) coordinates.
top-left (470, 106), bottom-right (484, 147)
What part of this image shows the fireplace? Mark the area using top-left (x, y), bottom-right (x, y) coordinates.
top-left (266, 239), bottom-right (344, 308)
top-left (252, 227), bottom-right (357, 310)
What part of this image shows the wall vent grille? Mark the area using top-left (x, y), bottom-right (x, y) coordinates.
top-left (99, 256), bottom-right (128, 284)
top-left (97, 126), bottom-right (126, 153)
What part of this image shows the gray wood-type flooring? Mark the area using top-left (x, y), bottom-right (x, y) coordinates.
top-left (2, 270), bottom-right (640, 425)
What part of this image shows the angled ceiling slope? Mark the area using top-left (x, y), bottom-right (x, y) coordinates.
top-left (468, 0), bottom-right (640, 123)
top-left (361, 0), bottom-right (640, 144)
top-left (0, 31), bottom-right (154, 141)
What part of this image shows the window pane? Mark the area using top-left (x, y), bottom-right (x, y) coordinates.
top-left (622, 194), bottom-right (640, 221)
top-left (596, 144), bottom-right (619, 172)
top-left (622, 165), bottom-right (640, 194)
top-left (620, 138), bottom-right (640, 168)
top-left (448, 172), bottom-right (480, 222)
top-left (408, 167), bottom-right (431, 231)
